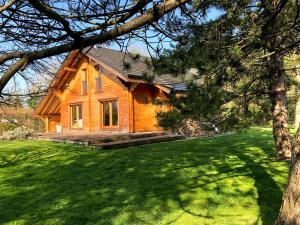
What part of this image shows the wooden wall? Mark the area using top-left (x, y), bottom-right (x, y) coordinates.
top-left (48, 115), bottom-right (61, 133)
top-left (60, 57), bottom-right (89, 132)
top-left (88, 60), bottom-right (129, 132)
top-left (44, 56), bottom-right (170, 134)
top-left (59, 57), bottom-right (130, 133)
top-left (132, 84), bottom-right (168, 132)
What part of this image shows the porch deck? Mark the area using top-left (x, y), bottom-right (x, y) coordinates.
top-left (33, 131), bottom-right (185, 149)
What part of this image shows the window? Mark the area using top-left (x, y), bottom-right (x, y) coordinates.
top-left (70, 105), bottom-right (82, 128)
top-left (95, 65), bottom-right (102, 93)
top-left (101, 100), bottom-right (118, 127)
top-left (82, 69), bottom-right (88, 95)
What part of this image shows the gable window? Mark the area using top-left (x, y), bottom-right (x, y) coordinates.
top-left (82, 69), bottom-right (88, 95)
top-left (101, 100), bottom-right (118, 128)
top-left (70, 104), bottom-right (82, 128)
top-left (95, 65), bottom-right (102, 93)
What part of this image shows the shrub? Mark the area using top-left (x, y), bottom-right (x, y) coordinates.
top-left (0, 126), bottom-right (34, 140)
top-left (157, 110), bottom-right (183, 132)
top-left (0, 123), bottom-right (17, 135)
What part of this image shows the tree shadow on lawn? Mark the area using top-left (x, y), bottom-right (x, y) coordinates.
top-left (0, 129), bottom-right (289, 225)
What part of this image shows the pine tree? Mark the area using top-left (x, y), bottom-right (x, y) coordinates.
top-left (152, 1), bottom-right (300, 223)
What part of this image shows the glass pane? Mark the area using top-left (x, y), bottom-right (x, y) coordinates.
top-left (78, 105), bottom-right (82, 120)
top-left (103, 102), bottom-right (110, 126)
top-left (112, 101), bottom-right (118, 126)
top-left (83, 69), bottom-right (87, 80)
top-left (71, 106), bottom-right (77, 127)
top-left (78, 105), bottom-right (82, 128)
top-left (95, 77), bottom-right (102, 93)
top-left (82, 80), bottom-right (87, 95)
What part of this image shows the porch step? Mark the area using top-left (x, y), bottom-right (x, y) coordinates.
top-left (85, 132), bottom-right (167, 144)
top-left (91, 134), bottom-right (185, 149)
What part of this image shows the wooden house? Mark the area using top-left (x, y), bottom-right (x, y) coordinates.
top-left (34, 47), bottom-right (186, 134)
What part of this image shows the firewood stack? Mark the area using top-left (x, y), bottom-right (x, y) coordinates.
top-left (176, 118), bottom-right (217, 137)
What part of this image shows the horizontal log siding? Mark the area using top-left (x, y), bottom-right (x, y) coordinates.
top-left (60, 57), bottom-right (89, 132)
top-left (132, 84), bottom-right (168, 132)
top-left (59, 57), bottom-right (130, 133)
top-left (49, 57), bottom-right (171, 134)
top-left (48, 115), bottom-right (61, 133)
top-left (88, 60), bottom-right (129, 132)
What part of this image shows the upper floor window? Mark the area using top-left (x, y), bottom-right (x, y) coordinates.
top-left (82, 69), bottom-right (88, 95)
top-left (95, 65), bottom-right (102, 93)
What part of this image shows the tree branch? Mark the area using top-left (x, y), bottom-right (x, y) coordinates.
top-left (0, 57), bottom-right (28, 95)
top-left (0, 0), bottom-right (191, 93)
top-left (27, 0), bottom-right (81, 41)
top-left (0, 0), bottom-right (17, 12)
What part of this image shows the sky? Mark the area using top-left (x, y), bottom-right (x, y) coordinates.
top-left (5, 5), bottom-right (222, 93)
top-left (110, 6), bottom-right (222, 56)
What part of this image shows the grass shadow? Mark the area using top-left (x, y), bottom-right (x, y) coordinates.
top-left (0, 128), bottom-right (289, 225)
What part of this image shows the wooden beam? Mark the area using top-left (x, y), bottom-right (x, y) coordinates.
top-left (88, 58), bottom-right (92, 133)
top-left (57, 71), bottom-right (70, 89)
top-left (34, 93), bottom-right (51, 116)
top-left (40, 94), bottom-right (57, 115)
top-left (129, 83), bottom-right (138, 91)
top-left (154, 84), bottom-right (171, 94)
top-left (55, 88), bottom-right (63, 98)
top-left (64, 67), bottom-right (77, 72)
top-left (48, 98), bottom-right (60, 115)
top-left (51, 51), bottom-right (79, 88)
top-left (128, 89), bottom-right (134, 133)
top-left (44, 117), bottom-right (49, 133)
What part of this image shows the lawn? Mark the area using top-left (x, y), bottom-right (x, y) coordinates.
top-left (0, 128), bottom-right (289, 225)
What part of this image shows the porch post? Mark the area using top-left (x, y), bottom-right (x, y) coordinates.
top-left (45, 117), bottom-right (49, 133)
top-left (128, 90), bottom-right (134, 132)
top-left (128, 83), bottom-right (138, 133)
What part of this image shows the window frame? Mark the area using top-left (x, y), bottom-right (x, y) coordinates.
top-left (94, 65), bottom-right (103, 93)
top-left (81, 68), bottom-right (88, 95)
top-left (100, 99), bottom-right (119, 129)
top-left (70, 104), bottom-right (83, 129)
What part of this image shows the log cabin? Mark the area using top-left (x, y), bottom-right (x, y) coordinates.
top-left (34, 47), bottom-right (186, 134)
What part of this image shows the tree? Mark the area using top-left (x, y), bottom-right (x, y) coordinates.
top-left (0, 0), bottom-right (191, 95)
top-left (151, 0), bottom-right (300, 223)
top-left (154, 0), bottom-right (300, 160)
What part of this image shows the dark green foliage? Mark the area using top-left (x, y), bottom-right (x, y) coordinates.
top-left (156, 110), bottom-right (183, 131)
top-left (153, 1), bottom-right (300, 131)
top-left (26, 96), bottom-right (40, 109)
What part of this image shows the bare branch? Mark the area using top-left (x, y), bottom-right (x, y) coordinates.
top-left (0, 0), bottom-right (17, 12)
top-left (27, 0), bottom-right (81, 41)
top-left (0, 0), bottom-right (191, 93)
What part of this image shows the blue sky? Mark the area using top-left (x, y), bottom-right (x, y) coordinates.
top-left (110, 6), bottom-right (222, 56)
top-left (6, 5), bottom-right (222, 93)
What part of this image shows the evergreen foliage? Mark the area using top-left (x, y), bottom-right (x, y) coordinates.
top-left (153, 1), bottom-right (299, 132)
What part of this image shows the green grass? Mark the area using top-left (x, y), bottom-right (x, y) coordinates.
top-left (0, 128), bottom-right (289, 225)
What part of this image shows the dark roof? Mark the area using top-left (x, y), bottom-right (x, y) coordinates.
top-left (85, 47), bottom-right (187, 91)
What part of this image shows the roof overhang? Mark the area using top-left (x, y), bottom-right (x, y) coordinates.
top-left (34, 50), bottom-right (84, 117)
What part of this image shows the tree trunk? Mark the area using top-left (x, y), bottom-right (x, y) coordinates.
top-left (275, 127), bottom-right (300, 225)
top-left (294, 74), bottom-right (300, 128)
top-left (270, 53), bottom-right (292, 161)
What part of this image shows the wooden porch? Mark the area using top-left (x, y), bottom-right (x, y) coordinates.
top-left (33, 131), bottom-right (185, 149)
